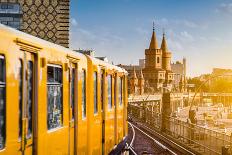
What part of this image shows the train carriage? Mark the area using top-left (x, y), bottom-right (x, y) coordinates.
top-left (85, 55), bottom-right (128, 154)
top-left (0, 23), bottom-right (128, 155)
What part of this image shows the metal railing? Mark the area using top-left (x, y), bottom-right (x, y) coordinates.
top-left (128, 103), bottom-right (232, 155)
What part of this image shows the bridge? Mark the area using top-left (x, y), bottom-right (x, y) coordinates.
top-left (127, 93), bottom-right (232, 155)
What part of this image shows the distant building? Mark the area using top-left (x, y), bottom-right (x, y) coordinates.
top-left (171, 58), bottom-right (187, 92)
top-left (75, 49), bottom-right (95, 57)
top-left (0, 0), bottom-right (69, 47)
top-left (118, 26), bottom-right (187, 94)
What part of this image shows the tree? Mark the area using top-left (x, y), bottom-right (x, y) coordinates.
top-left (188, 77), bottom-right (209, 92)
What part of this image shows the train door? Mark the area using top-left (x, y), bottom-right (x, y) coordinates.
top-left (100, 70), bottom-right (105, 155)
top-left (68, 63), bottom-right (77, 155)
top-left (21, 51), bottom-right (37, 155)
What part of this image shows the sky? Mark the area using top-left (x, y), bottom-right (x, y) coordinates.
top-left (70, 0), bottom-right (232, 77)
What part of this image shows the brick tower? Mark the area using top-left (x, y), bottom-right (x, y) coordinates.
top-left (143, 24), bottom-right (165, 91)
top-left (0, 0), bottom-right (70, 47)
top-left (161, 32), bottom-right (174, 91)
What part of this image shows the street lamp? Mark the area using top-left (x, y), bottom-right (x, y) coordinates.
top-left (189, 74), bottom-right (232, 123)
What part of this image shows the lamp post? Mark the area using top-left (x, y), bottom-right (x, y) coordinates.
top-left (188, 74), bottom-right (231, 123)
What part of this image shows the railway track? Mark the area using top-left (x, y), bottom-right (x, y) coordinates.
top-left (127, 121), bottom-right (195, 155)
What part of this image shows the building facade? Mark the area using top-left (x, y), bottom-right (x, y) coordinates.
top-left (171, 58), bottom-right (187, 92)
top-left (0, 0), bottom-right (69, 47)
top-left (119, 27), bottom-right (187, 94)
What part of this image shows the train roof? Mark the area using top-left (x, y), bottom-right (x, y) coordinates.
top-left (0, 23), bottom-right (86, 60)
top-left (86, 55), bottom-right (127, 73)
top-left (0, 24), bottom-right (127, 74)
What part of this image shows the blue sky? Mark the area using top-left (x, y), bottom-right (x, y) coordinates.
top-left (70, 0), bottom-right (232, 77)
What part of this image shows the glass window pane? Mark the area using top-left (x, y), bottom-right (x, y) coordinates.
top-left (108, 75), bottom-right (112, 109)
top-left (18, 60), bottom-right (22, 138)
top-left (82, 70), bottom-right (86, 119)
top-left (100, 71), bottom-right (104, 111)
top-left (118, 77), bottom-right (123, 106)
top-left (47, 65), bottom-right (63, 130)
top-left (47, 66), bottom-right (54, 82)
top-left (0, 56), bottom-right (5, 149)
top-left (94, 72), bottom-right (98, 114)
top-left (27, 61), bottom-right (33, 138)
top-left (71, 68), bottom-right (75, 120)
top-left (0, 57), bottom-right (5, 82)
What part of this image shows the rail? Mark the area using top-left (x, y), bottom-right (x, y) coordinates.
top-left (128, 103), bottom-right (232, 155)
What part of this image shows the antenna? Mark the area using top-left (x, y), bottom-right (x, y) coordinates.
top-left (153, 21), bottom-right (155, 32)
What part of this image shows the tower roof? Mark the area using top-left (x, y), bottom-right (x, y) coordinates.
top-left (139, 69), bottom-right (144, 79)
top-left (161, 32), bottom-right (168, 52)
top-left (132, 67), bottom-right (137, 79)
top-left (149, 23), bottom-right (159, 49)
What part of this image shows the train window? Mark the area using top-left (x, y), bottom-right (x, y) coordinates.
top-left (118, 77), bottom-right (123, 106)
top-left (82, 70), bottom-right (86, 119)
top-left (93, 72), bottom-right (98, 114)
top-left (107, 75), bottom-right (112, 109)
top-left (47, 65), bottom-right (63, 130)
top-left (27, 61), bottom-right (33, 138)
top-left (0, 56), bottom-right (6, 149)
top-left (70, 68), bottom-right (75, 120)
top-left (18, 60), bottom-right (22, 138)
top-left (100, 71), bottom-right (104, 111)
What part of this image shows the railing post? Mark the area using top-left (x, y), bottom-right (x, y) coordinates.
top-left (161, 93), bottom-right (172, 133)
top-left (222, 145), bottom-right (230, 155)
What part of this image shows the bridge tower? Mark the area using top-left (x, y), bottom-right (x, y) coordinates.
top-left (138, 69), bottom-right (145, 95)
top-left (143, 24), bottom-right (165, 91)
top-left (130, 67), bottom-right (138, 94)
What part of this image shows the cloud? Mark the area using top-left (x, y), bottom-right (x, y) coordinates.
top-left (70, 18), bottom-right (78, 26)
top-left (216, 3), bottom-right (232, 14)
top-left (155, 18), bottom-right (208, 30)
top-left (180, 31), bottom-right (194, 42)
top-left (70, 26), bottom-right (127, 61)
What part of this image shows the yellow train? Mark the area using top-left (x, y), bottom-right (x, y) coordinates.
top-left (0, 24), bottom-right (128, 155)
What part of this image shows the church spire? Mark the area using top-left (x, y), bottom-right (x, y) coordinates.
top-left (132, 67), bottom-right (137, 79)
top-left (139, 69), bottom-right (144, 79)
top-left (149, 22), bottom-right (159, 49)
top-left (161, 29), bottom-right (168, 52)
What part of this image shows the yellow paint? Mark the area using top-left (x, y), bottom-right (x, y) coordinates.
top-left (0, 24), bottom-right (128, 155)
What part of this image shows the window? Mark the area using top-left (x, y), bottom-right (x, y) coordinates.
top-left (118, 77), bottom-right (123, 106)
top-left (157, 57), bottom-right (160, 63)
top-left (27, 61), bottom-right (33, 138)
top-left (93, 72), bottom-right (98, 114)
top-left (100, 71), bottom-right (104, 111)
top-left (47, 65), bottom-right (63, 130)
top-left (0, 4), bottom-right (7, 9)
top-left (18, 60), bottom-right (22, 138)
top-left (0, 3), bottom-right (22, 29)
top-left (0, 56), bottom-right (6, 149)
top-left (107, 75), bottom-right (112, 109)
top-left (70, 68), bottom-right (75, 120)
top-left (82, 70), bottom-right (86, 119)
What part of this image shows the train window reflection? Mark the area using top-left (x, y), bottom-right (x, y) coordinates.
top-left (0, 56), bottom-right (6, 149)
top-left (100, 71), bottom-right (104, 111)
top-left (18, 59), bottom-right (22, 138)
top-left (118, 77), bottom-right (123, 106)
top-left (107, 75), bottom-right (112, 109)
top-left (47, 65), bottom-right (63, 130)
top-left (27, 61), bottom-right (33, 138)
top-left (70, 68), bottom-right (75, 120)
top-left (82, 70), bottom-right (86, 119)
top-left (94, 72), bottom-right (98, 114)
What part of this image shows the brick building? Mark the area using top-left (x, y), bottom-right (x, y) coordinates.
top-left (0, 0), bottom-right (69, 47)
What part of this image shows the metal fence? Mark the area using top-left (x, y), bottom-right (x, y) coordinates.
top-left (128, 103), bottom-right (232, 155)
